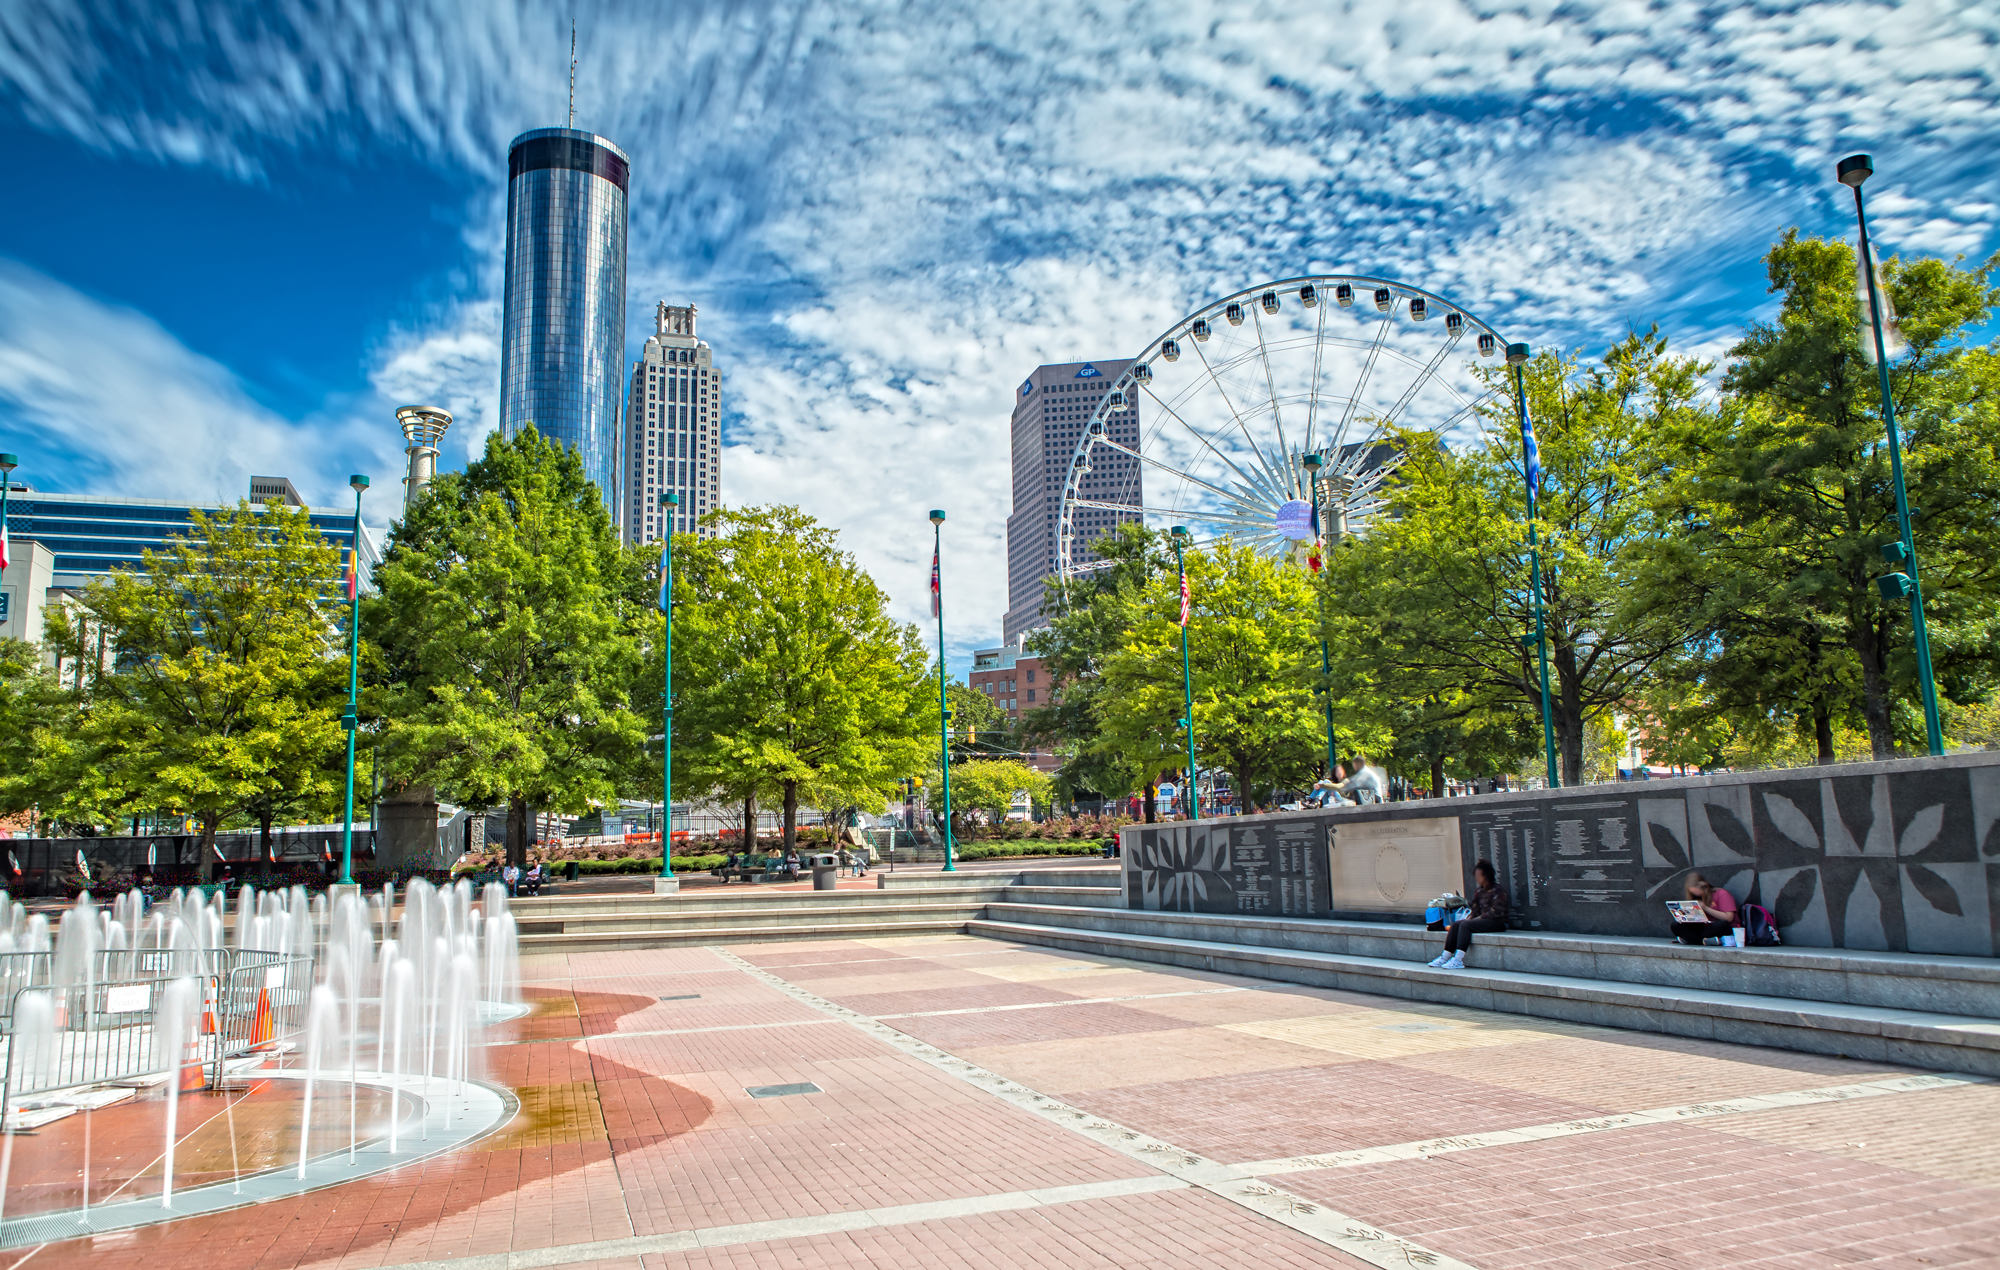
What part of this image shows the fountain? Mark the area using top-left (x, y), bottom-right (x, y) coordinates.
top-left (0, 878), bottom-right (525, 1245)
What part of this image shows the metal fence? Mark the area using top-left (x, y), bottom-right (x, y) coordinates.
top-left (0, 948), bottom-right (313, 1131)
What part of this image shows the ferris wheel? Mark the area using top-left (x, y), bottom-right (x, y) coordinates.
top-left (1054, 274), bottom-right (1511, 585)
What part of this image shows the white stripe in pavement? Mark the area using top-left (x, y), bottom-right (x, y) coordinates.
top-left (345, 1175), bottom-right (1191, 1270)
top-left (1236, 1072), bottom-right (1987, 1177)
top-left (874, 986), bottom-right (1245, 1019)
top-left (714, 947), bottom-right (1476, 1270)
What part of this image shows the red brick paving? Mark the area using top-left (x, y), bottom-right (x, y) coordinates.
top-left (19, 934), bottom-right (2000, 1270)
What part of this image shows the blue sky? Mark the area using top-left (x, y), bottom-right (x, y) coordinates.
top-left (2, 0), bottom-right (1995, 673)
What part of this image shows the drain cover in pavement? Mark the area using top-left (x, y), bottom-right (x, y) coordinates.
top-left (660, 994), bottom-right (701, 1001)
top-left (745, 1082), bottom-right (823, 1099)
top-left (1377, 1023), bottom-right (1452, 1033)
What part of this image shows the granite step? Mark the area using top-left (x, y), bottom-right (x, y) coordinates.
top-left (969, 917), bottom-right (2000, 1079)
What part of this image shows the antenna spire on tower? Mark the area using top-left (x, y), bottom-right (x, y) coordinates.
top-left (568, 20), bottom-right (577, 129)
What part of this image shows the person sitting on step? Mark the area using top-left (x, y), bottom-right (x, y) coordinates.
top-left (1428, 861), bottom-right (1508, 970)
top-left (1670, 872), bottom-right (1739, 945)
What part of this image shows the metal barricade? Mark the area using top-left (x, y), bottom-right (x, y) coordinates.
top-left (0, 948), bottom-right (315, 1131)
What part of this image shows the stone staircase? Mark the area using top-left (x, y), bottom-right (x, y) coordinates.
top-left (508, 864), bottom-right (2000, 1078)
top-left (507, 865), bottom-right (1121, 952)
top-left (970, 902), bottom-right (2000, 1078)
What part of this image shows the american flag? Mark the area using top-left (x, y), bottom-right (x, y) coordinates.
top-left (929, 546), bottom-right (941, 618)
top-left (1178, 567), bottom-right (1191, 627)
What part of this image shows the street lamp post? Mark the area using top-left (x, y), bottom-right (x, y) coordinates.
top-left (1300, 454), bottom-right (1338, 782)
top-left (0, 455), bottom-right (16, 589)
top-left (929, 510), bottom-right (955, 871)
top-left (1839, 153), bottom-right (1946, 757)
top-left (1171, 527), bottom-right (1197, 820)
top-left (1507, 346), bottom-right (1560, 789)
top-left (340, 474), bottom-right (370, 887)
top-left (656, 493), bottom-right (680, 894)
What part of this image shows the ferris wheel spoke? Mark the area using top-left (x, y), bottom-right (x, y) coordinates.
top-left (1140, 385), bottom-right (1277, 508)
top-left (1248, 305), bottom-right (1294, 498)
top-left (1335, 295), bottom-right (1401, 445)
top-left (1087, 434), bottom-right (1269, 518)
top-left (1301, 297), bottom-right (1330, 463)
top-left (1190, 339), bottom-right (1294, 507)
top-left (1430, 385), bottom-right (1505, 437)
top-left (1379, 337), bottom-right (1459, 429)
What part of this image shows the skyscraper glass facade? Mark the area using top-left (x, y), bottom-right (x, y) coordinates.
top-left (500, 128), bottom-right (630, 513)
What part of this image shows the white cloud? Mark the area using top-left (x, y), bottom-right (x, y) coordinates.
top-left (0, 260), bottom-right (407, 518)
top-left (2, 0), bottom-right (1995, 664)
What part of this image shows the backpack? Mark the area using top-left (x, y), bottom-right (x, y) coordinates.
top-left (1741, 903), bottom-right (1781, 946)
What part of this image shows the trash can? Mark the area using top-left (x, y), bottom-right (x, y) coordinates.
top-left (811, 852), bottom-right (840, 890)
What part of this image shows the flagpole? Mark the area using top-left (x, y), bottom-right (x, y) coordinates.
top-left (929, 511), bottom-right (955, 872)
top-left (0, 454), bottom-right (15, 583)
top-left (1301, 454), bottom-right (1337, 781)
top-left (340, 475), bottom-right (370, 887)
top-left (1171, 527), bottom-right (1196, 820)
top-left (656, 494), bottom-right (679, 893)
top-left (1508, 346), bottom-right (1559, 789)
top-left (1839, 154), bottom-right (1944, 756)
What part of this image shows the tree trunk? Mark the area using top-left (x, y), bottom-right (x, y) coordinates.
top-left (1142, 784), bottom-right (1157, 824)
top-left (1430, 754), bottom-right (1446, 800)
top-left (1812, 691), bottom-right (1836, 764)
top-left (782, 781), bottom-right (799, 852)
top-left (1555, 642), bottom-right (1584, 786)
top-left (1854, 618), bottom-right (1897, 759)
top-left (199, 812), bottom-right (221, 882)
top-left (742, 792), bottom-right (758, 859)
top-left (258, 812), bottom-right (274, 872)
top-left (507, 795), bottom-right (529, 870)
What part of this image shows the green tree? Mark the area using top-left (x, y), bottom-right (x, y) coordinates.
top-left (1665, 233), bottom-right (2000, 757)
top-left (1021, 525), bottom-right (1169, 815)
top-left (1103, 536), bottom-right (1323, 810)
top-left (79, 501), bottom-right (346, 868)
top-left (672, 506), bottom-right (932, 851)
top-left (945, 678), bottom-right (1009, 756)
top-left (367, 427), bottom-right (644, 866)
top-left (1328, 334), bottom-right (1709, 784)
top-left (937, 758), bottom-right (1053, 827)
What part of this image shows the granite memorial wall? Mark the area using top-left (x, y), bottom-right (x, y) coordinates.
top-left (1119, 751), bottom-right (2000, 956)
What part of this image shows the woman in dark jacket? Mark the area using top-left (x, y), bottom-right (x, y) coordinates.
top-left (1428, 860), bottom-right (1507, 970)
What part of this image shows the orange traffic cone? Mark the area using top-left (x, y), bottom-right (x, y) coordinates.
top-left (200, 996), bottom-right (217, 1035)
top-left (249, 987), bottom-right (274, 1047)
top-left (180, 1050), bottom-right (207, 1091)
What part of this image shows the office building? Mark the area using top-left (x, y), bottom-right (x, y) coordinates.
top-left (1001, 359), bottom-right (1143, 645)
top-left (625, 303), bottom-right (722, 544)
top-left (2, 478), bottom-right (382, 599)
top-left (499, 127), bottom-right (629, 515)
top-left (969, 639), bottom-right (1059, 773)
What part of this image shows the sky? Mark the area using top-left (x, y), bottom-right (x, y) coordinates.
top-left (1, 0), bottom-right (1995, 674)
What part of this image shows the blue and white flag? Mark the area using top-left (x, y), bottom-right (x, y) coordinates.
top-left (1520, 409), bottom-right (1543, 500)
top-left (657, 546), bottom-right (671, 611)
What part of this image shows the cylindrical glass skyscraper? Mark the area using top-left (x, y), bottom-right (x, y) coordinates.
top-left (500, 128), bottom-right (629, 511)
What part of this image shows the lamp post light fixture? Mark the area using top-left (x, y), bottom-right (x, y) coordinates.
top-left (1839, 153), bottom-right (1945, 756)
top-left (1507, 346), bottom-right (1560, 789)
top-left (1299, 452), bottom-right (1339, 781)
top-left (929, 510), bottom-right (956, 871)
top-left (656, 492), bottom-right (680, 894)
top-left (339, 474), bottom-right (370, 887)
top-left (1170, 526), bottom-right (1197, 820)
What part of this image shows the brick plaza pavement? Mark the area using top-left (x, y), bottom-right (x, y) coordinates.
top-left (22, 933), bottom-right (2000, 1269)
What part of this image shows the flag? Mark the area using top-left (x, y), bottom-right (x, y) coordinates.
top-left (657, 546), bottom-right (671, 611)
top-left (76, 849), bottom-right (91, 882)
top-left (1, 511), bottom-right (8, 572)
top-left (929, 547), bottom-right (941, 618)
top-left (345, 548), bottom-right (357, 601)
top-left (1520, 409), bottom-right (1543, 500)
top-left (1856, 253), bottom-right (1907, 364)
top-left (1178, 567), bottom-right (1191, 627)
